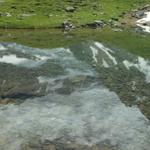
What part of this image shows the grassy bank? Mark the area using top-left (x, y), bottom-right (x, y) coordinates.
top-left (0, 0), bottom-right (149, 28)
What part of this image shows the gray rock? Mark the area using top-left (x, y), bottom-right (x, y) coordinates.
top-left (85, 20), bottom-right (105, 28)
top-left (65, 6), bottom-right (75, 12)
top-left (132, 10), bottom-right (145, 19)
top-left (61, 21), bottom-right (75, 30)
top-left (0, 63), bottom-right (46, 101)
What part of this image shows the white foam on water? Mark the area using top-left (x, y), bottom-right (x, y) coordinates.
top-left (137, 12), bottom-right (150, 33)
top-left (94, 42), bottom-right (117, 65)
top-left (0, 87), bottom-right (150, 150)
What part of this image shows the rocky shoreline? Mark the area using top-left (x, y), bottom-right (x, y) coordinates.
top-left (0, 2), bottom-right (150, 33)
top-left (58, 4), bottom-right (150, 33)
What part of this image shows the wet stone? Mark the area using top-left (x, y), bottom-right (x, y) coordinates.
top-left (0, 63), bottom-right (47, 101)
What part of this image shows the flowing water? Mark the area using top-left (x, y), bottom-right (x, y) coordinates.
top-left (0, 30), bottom-right (150, 150)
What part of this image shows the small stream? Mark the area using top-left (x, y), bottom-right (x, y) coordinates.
top-left (0, 40), bottom-right (150, 150)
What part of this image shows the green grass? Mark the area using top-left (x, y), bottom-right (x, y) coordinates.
top-left (0, 28), bottom-right (150, 58)
top-left (0, 0), bottom-right (149, 28)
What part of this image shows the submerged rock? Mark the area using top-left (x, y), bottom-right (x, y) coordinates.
top-left (0, 63), bottom-right (46, 101)
top-left (69, 41), bottom-right (150, 118)
top-left (0, 41), bottom-right (150, 150)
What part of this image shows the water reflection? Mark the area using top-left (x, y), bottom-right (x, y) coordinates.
top-left (0, 42), bottom-right (150, 150)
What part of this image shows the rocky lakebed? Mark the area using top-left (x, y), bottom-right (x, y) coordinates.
top-left (0, 39), bottom-right (150, 150)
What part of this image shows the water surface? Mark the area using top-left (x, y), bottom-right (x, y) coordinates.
top-left (0, 29), bottom-right (150, 150)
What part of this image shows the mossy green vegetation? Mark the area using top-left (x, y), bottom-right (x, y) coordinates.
top-left (0, 0), bottom-right (149, 28)
top-left (0, 28), bottom-right (150, 58)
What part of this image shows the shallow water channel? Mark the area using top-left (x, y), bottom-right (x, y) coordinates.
top-left (0, 29), bottom-right (150, 150)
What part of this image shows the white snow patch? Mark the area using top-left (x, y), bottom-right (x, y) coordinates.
top-left (137, 12), bottom-right (150, 33)
top-left (137, 12), bottom-right (150, 24)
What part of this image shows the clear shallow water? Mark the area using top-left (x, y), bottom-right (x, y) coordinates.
top-left (0, 41), bottom-right (150, 150)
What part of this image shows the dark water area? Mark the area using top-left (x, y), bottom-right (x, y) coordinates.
top-left (0, 29), bottom-right (150, 150)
